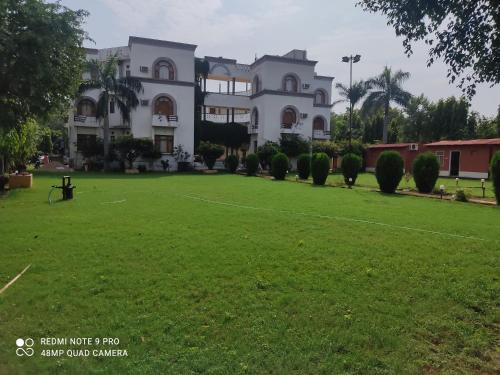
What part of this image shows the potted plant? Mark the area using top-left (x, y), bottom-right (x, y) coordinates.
top-left (173, 144), bottom-right (191, 172)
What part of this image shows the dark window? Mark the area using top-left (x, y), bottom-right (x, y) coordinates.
top-left (313, 117), bottom-right (325, 130)
top-left (77, 99), bottom-right (96, 117)
top-left (110, 100), bottom-right (115, 114)
top-left (282, 108), bottom-right (297, 128)
top-left (76, 134), bottom-right (97, 151)
top-left (154, 135), bottom-right (174, 154)
top-left (154, 96), bottom-right (175, 116)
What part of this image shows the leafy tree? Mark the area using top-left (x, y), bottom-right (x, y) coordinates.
top-left (79, 56), bottom-right (143, 170)
top-left (357, 0), bottom-right (500, 97)
top-left (279, 134), bottom-right (310, 158)
top-left (200, 121), bottom-right (249, 152)
top-left (403, 95), bottom-right (432, 142)
top-left (312, 140), bottom-right (338, 158)
top-left (491, 151), bottom-right (500, 205)
top-left (256, 141), bottom-right (280, 170)
top-left (38, 127), bottom-right (53, 155)
top-left (198, 141), bottom-right (224, 170)
top-left (0, 119), bottom-right (40, 171)
top-left (333, 80), bottom-right (369, 108)
top-left (0, 0), bottom-right (88, 131)
top-left (362, 66), bottom-right (412, 143)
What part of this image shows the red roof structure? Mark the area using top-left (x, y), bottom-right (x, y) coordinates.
top-left (425, 138), bottom-right (500, 147)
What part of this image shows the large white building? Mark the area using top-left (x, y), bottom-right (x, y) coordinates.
top-left (67, 36), bottom-right (334, 169)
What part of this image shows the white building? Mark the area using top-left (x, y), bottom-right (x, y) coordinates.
top-left (68, 36), bottom-right (333, 169)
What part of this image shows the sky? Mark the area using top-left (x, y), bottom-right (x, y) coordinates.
top-left (57, 0), bottom-right (499, 117)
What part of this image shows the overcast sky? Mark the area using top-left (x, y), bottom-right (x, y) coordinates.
top-left (58, 0), bottom-right (500, 117)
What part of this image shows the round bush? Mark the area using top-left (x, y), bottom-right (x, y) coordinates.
top-left (375, 151), bottom-right (404, 194)
top-left (225, 154), bottom-right (239, 173)
top-left (297, 153), bottom-right (311, 180)
top-left (491, 151), bottom-right (500, 205)
top-left (413, 152), bottom-right (440, 193)
top-left (271, 153), bottom-right (289, 180)
top-left (311, 152), bottom-right (330, 185)
top-left (198, 141), bottom-right (224, 170)
top-left (341, 153), bottom-right (362, 185)
top-left (246, 154), bottom-right (259, 176)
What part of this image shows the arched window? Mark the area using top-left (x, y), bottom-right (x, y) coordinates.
top-left (313, 116), bottom-right (325, 131)
top-left (154, 59), bottom-right (175, 80)
top-left (154, 96), bottom-right (175, 116)
top-left (77, 99), bottom-right (96, 117)
top-left (282, 74), bottom-right (298, 92)
top-left (314, 90), bottom-right (326, 105)
top-left (252, 76), bottom-right (260, 94)
top-left (282, 107), bottom-right (297, 128)
top-left (251, 108), bottom-right (259, 126)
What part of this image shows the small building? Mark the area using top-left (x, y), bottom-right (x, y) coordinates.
top-left (365, 143), bottom-right (421, 173)
top-left (424, 138), bottom-right (500, 179)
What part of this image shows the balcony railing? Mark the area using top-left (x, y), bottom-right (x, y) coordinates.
top-left (73, 115), bottom-right (98, 126)
top-left (152, 114), bottom-right (179, 127)
top-left (205, 113), bottom-right (250, 123)
top-left (313, 129), bottom-right (331, 139)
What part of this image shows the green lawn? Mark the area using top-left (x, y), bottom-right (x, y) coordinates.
top-left (288, 172), bottom-right (495, 199)
top-left (0, 172), bottom-right (499, 374)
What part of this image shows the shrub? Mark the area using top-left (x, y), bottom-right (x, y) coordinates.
top-left (413, 152), bottom-right (440, 193)
top-left (454, 189), bottom-right (469, 202)
top-left (198, 141), bottom-right (224, 170)
top-left (491, 151), bottom-right (500, 205)
top-left (279, 134), bottom-right (309, 158)
top-left (0, 175), bottom-right (9, 191)
top-left (297, 153), bottom-right (311, 179)
top-left (225, 154), bottom-right (239, 173)
top-left (246, 154), bottom-right (259, 176)
top-left (256, 141), bottom-right (280, 170)
top-left (375, 151), bottom-right (404, 193)
top-left (341, 153), bottom-right (362, 185)
top-left (271, 153), bottom-right (289, 180)
top-left (137, 164), bottom-right (147, 173)
top-left (312, 140), bottom-right (338, 158)
top-left (311, 152), bottom-right (330, 185)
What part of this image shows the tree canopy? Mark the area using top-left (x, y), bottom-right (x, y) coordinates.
top-left (357, 0), bottom-right (500, 97)
top-left (0, 0), bottom-right (88, 131)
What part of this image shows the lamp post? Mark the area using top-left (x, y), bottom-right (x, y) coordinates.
top-left (342, 54), bottom-right (361, 149)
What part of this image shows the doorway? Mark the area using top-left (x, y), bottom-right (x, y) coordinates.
top-left (450, 151), bottom-right (460, 177)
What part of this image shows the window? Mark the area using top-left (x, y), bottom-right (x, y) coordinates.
top-left (110, 100), bottom-right (115, 114)
top-left (313, 117), bottom-right (325, 130)
top-left (252, 76), bottom-right (260, 94)
top-left (154, 96), bottom-right (175, 116)
top-left (282, 107), bottom-right (297, 128)
top-left (435, 151), bottom-right (445, 167)
top-left (155, 135), bottom-right (174, 154)
top-left (154, 59), bottom-right (175, 80)
top-left (77, 99), bottom-right (96, 117)
top-left (282, 74), bottom-right (298, 92)
top-left (209, 107), bottom-right (216, 114)
top-left (76, 134), bottom-right (97, 151)
top-left (314, 90), bottom-right (326, 105)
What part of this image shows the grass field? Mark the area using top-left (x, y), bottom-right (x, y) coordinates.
top-left (0, 172), bottom-right (499, 374)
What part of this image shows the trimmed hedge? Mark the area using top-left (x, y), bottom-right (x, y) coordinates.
top-left (246, 154), bottom-right (259, 176)
top-left (341, 153), bottom-right (362, 185)
top-left (271, 153), bottom-right (289, 180)
top-left (225, 154), bottom-right (239, 173)
top-left (491, 151), bottom-right (500, 205)
top-left (311, 152), bottom-right (330, 185)
top-left (375, 151), bottom-right (404, 194)
top-left (198, 141), bottom-right (224, 170)
top-left (413, 152), bottom-right (440, 193)
top-left (297, 153), bottom-right (311, 180)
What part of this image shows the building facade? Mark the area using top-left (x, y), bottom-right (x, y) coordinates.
top-left (67, 37), bottom-right (333, 169)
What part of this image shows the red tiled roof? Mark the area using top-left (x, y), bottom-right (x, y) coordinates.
top-left (425, 138), bottom-right (500, 147)
top-left (367, 143), bottom-right (412, 149)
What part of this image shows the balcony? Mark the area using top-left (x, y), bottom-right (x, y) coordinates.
top-left (152, 114), bottom-right (179, 128)
top-left (248, 124), bottom-right (259, 134)
top-left (73, 115), bottom-right (98, 127)
top-left (313, 129), bottom-right (331, 140)
top-left (280, 124), bottom-right (298, 134)
top-left (205, 113), bottom-right (250, 124)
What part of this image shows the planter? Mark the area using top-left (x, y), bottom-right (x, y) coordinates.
top-left (125, 168), bottom-right (139, 174)
top-left (9, 173), bottom-right (32, 189)
top-left (177, 161), bottom-right (191, 172)
top-left (203, 169), bottom-right (218, 174)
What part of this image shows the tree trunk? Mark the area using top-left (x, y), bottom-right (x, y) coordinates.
top-left (103, 98), bottom-right (110, 171)
top-left (382, 103), bottom-right (390, 143)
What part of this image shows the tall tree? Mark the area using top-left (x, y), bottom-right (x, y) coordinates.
top-left (0, 0), bottom-right (88, 131)
top-left (403, 95), bottom-right (431, 142)
top-left (79, 57), bottom-right (143, 170)
top-left (333, 81), bottom-right (369, 108)
top-left (357, 0), bottom-right (500, 97)
top-left (362, 66), bottom-right (412, 143)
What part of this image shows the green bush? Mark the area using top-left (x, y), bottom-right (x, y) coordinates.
top-left (279, 134), bottom-right (309, 158)
top-left (413, 152), bottom-right (440, 193)
top-left (246, 154), bottom-right (259, 176)
top-left (297, 153), bottom-right (311, 179)
top-left (311, 152), bottom-right (330, 185)
top-left (341, 153), bottom-right (362, 185)
top-left (225, 154), bottom-right (239, 173)
top-left (454, 189), bottom-right (469, 202)
top-left (375, 151), bottom-right (404, 193)
top-left (198, 141), bottom-right (224, 170)
top-left (491, 151), bottom-right (500, 205)
top-left (271, 153), bottom-right (289, 180)
top-left (256, 141), bottom-right (279, 170)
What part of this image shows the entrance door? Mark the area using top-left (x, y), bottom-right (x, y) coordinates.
top-left (450, 151), bottom-right (460, 176)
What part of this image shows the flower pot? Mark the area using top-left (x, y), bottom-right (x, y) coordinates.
top-left (9, 173), bottom-right (32, 188)
top-left (125, 168), bottom-right (139, 174)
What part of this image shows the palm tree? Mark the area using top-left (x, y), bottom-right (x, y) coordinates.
top-left (79, 56), bottom-right (143, 170)
top-left (362, 66), bottom-right (412, 143)
top-left (333, 80), bottom-right (369, 108)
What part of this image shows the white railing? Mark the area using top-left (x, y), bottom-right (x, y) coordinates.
top-left (313, 129), bottom-right (331, 139)
top-left (207, 90), bottom-right (252, 96)
top-left (73, 115), bottom-right (98, 126)
top-left (152, 114), bottom-right (179, 127)
top-left (205, 113), bottom-right (250, 123)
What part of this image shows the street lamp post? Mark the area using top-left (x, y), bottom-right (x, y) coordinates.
top-left (341, 54), bottom-right (361, 149)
